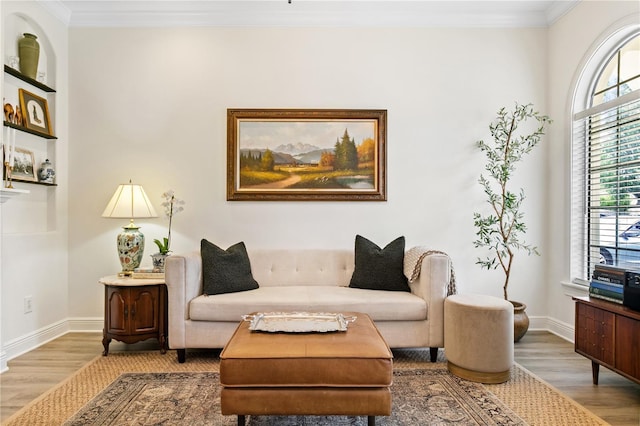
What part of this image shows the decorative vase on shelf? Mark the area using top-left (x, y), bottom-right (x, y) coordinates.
top-left (18, 33), bottom-right (40, 79)
top-left (151, 253), bottom-right (170, 272)
top-left (38, 159), bottom-right (55, 184)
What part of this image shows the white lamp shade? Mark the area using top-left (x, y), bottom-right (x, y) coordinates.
top-left (102, 182), bottom-right (158, 219)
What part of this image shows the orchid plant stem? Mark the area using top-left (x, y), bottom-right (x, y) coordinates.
top-left (154, 191), bottom-right (184, 255)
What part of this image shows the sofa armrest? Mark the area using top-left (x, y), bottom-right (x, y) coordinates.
top-left (165, 250), bottom-right (202, 349)
top-left (408, 253), bottom-right (451, 348)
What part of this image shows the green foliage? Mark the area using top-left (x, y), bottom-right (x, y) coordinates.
top-left (598, 87), bottom-right (640, 200)
top-left (239, 170), bottom-right (289, 186)
top-left (600, 192), bottom-right (631, 209)
top-left (334, 129), bottom-right (358, 171)
top-left (473, 103), bottom-right (551, 300)
top-left (154, 237), bottom-right (170, 255)
top-left (261, 149), bottom-right (275, 171)
top-left (240, 150), bottom-right (263, 170)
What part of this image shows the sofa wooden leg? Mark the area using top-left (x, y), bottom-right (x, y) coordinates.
top-left (238, 415), bottom-right (246, 426)
top-left (430, 347), bottom-right (438, 362)
top-left (368, 415), bottom-right (375, 426)
top-left (177, 349), bottom-right (186, 363)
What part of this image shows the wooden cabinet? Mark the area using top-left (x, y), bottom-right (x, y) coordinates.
top-left (574, 296), bottom-right (640, 385)
top-left (100, 276), bottom-right (167, 355)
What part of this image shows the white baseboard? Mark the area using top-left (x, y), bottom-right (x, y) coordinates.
top-left (68, 317), bottom-right (103, 332)
top-left (0, 316), bottom-right (575, 372)
top-left (0, 351), bottom-right (7, 374)
top-left (528, 315), bottom-right (574, 342)
top-left (543, 317), bottom-right (575, 343)
top-left (0, 319), bottom-right (70, 373)
top-left (0, 317), bottom-right (103, 372)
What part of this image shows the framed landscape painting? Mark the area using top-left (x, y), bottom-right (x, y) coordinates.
top-left (227, 109), bottom-right (387, 201)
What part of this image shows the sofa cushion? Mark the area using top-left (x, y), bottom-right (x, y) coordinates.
top-left (189, 286), bottom-right (427, 322)
top-left (248, 250), bottom-right (355, 287)
top-left (349, 235), bottom-right (410, 292)
top-left (201, 239), bottom-right (259, 295)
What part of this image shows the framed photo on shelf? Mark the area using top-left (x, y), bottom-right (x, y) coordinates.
top-left (18, 88), bottom-right (53, 136)
top-left (9, 147), bottom-right (38, 182)
top-left (227, 109), bottom-right (387, 201)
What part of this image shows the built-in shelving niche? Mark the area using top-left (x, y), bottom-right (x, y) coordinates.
top-left (2, 12), bottom-right (58, 234)
top-left (3, 25), bottom-right (58, 192)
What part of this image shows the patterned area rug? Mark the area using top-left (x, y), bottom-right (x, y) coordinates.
top-left (64, 368), bottom-right (525, 426)
top-left (3, 349), bottom-right (608, 426)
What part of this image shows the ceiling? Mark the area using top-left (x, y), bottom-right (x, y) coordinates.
top-left (39, 0), bottom-right (580, 28)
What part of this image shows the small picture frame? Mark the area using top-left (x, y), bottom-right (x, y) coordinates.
top-left (10, 147), bottom-right (38, 182)
top-left (18, 88), bottom-right (53, 136)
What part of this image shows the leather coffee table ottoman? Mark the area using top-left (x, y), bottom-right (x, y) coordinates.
top-left (219, 312), bottom-right (393, 426)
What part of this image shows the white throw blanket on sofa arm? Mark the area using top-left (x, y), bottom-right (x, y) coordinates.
top-left (404, 247), bottom-right (457, 296)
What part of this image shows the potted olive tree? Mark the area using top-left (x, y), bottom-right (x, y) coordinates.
top-left (473, 103), bottom-right (551, 342)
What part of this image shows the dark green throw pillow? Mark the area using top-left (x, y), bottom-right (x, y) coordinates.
top-left (201, 239), bottom-right (259, 295)
top-left (349, 235), bottom-right (410, 292)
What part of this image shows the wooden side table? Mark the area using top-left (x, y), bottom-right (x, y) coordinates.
top-left (99, 275), bottom-right (168, 356)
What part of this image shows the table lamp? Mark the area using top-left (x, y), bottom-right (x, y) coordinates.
top-left (102, 180), bottom-right (158, 275)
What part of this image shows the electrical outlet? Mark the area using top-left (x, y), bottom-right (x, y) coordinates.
top-left (24, 296), bottom-right (33, 314)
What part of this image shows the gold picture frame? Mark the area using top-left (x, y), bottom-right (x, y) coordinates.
top-left (9, 147), bottom-right (38, 182)
top-left (227, 109), bottom-right (387, 201)
top-left (19, 88), bottom-right (53, 136)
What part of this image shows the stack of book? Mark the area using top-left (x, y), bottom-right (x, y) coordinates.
top-left (131, 267), bottom-right (165, 279)
top-left (590, 264), bottom-right (624, 304)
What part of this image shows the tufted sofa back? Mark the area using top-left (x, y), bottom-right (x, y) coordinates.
top-left (247, 249), bottom-right (355, 288)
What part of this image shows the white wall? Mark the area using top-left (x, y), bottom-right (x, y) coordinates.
top-left (545, 1), bottom-right (640, 339)
top-left (68, 26), bottom-right (548, 320)
top-left (2, 1), bottom-right (639, 366)
top-left (1, 1), bottom-right (69, 370)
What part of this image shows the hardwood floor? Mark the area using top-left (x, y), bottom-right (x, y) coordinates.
top-left (1, 331), bottom-right (639, 424)
top-left (0, 333), bottom-right (155, 422)
top-left (514, 331), bottom-right (640, 426)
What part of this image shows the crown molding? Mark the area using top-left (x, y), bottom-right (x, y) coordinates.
top-left (36, 0), bottom-right (72, 26)
top-left (38, 0), bottom-right (581, 28)
top-left (544, 0), bottom-right (579, 25)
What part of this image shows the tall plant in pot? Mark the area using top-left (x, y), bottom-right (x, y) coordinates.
top-left (473, 103), bottom-right (551, 342)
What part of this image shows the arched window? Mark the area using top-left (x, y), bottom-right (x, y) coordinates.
top-left (593, 36), bottom-right (640, 105)
top-left (572, 32), bottom-right (640, 284)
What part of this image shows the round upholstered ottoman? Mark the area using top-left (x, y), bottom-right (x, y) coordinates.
top-left (444, 293), bottom-right (514, 383)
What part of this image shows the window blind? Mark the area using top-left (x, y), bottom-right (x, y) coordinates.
top-left (572, 90), bottom-right (640, 283)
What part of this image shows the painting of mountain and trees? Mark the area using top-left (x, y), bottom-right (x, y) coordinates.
top-left (227, 109), bottom-right (387, 201)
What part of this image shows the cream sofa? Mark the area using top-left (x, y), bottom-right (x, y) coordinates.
top-left (165, 248), bottom-right (453, 363)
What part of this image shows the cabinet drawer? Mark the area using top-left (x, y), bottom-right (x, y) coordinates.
top-left (575, 302), bottom-right (615, 365)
